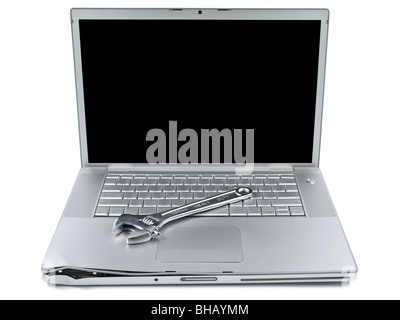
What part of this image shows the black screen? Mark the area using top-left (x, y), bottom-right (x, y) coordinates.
top-left (79, 19), bottom-right (321, 163)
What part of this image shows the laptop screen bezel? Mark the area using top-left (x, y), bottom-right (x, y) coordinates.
top-left (70, 8), bottom-right (329, 170)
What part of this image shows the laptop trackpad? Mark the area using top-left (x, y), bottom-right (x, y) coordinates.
top-left (156, 226), bottom-right (243, 263)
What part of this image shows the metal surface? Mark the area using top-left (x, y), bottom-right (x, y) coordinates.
top-left (113, 187), bottom-right (252, 244)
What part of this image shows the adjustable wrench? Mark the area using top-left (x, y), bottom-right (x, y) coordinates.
top-left (113, 186), bottom-right (252, 244)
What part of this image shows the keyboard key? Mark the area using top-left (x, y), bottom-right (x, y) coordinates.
top-left (124, 207), bottom-right (138, 215)
top-left (257, 199), bottom-right (271, 207)
top-left (131, 179), bottom-right (144, 185)
top-left (158, 199), bottom-right (171, 207)
top-left (190, 186), bottom-right (203, 192)
top-left (276, 207), bottom-right (290, 216)
top-left (144, 179), bottom-right (157, 185)
top-left (262, 192), bottom-right (276, 199)
top-left (177, 185), bottom-right (190, 192)
top-left (272, 185), bottom-right (285, 192)
top-left (204, 185), bottom-right (217, 192)
top-left (158, 179), bottom-right (171, 186)
top-left (117, 179), bottom-right (131, 185)
top-left (165, 192), bottom-right (179, 199)
top-left (161, 175), bottom-right (173, 179)
top-left (163, 186), bottom-right (176, 192)
top-left (251, 192), bottom-right (263, 199)
top-left (275, 192), bottom-right (300, 199)
top-left (100, 192), bottom-right (123, 199)
top-left (185, 179), bottom-right (197, 185)
top-left (104, 177), bottom-right (118, 185)
top-left (171, 179), bottom-right (184, 185)
top-left (224, 179), bottom-right (237, 186)
top-left (247, 207), bottom-right (261, 216)
top-left (95, 206), bottom-right (109, 217)
top-left (198, 179), bottom-right (210, 185)
top-left (236, 179), bottom-right (250, 185)
top-left (135, 185), bottom-right (148, 192)
top-left (180, 192), bottom-right (193, 199)
top-left (138, 192), bottom-right (151, 199)
top-left (121, 176), bottom-right (133, 179)
top-left (261, 207), bottom-right (275, 216)
top-left (217, 186), bottom-right (230, 192)
top-left (173, 175), bottom-right (187, 179)
top-left (98, 199), bottom-right (129, 207)
top-left (254, 174), bottom-right (266, 178)
top-left (149, 186), bottom-right (162, 192)
top-left (109, 207), bottom-right (124, 217)
top-left (193, 192), bottom-right (207, 199)
top-left (151, 192), bottom-right (166, 199)
top-left (129, 199), bottom-right (143, 207)
top-left (285, 185), bottom-right (298, 192)
top-left (243, 199), bottom-right (257, 207)
top-left (230, 207), bottom-right (247, 216)
top-left (264, 179), bottom-right (278, 185)
top-left (144, 200), bottom-right (157, 207)
top-left (212, 179), bottom-right (224, 185)
top-left (123, 192), bottom-right (137, 199)
top-left (271, 199), bottom-right (302, 207)
top-left (281, 175), bottom-right (295, 179)
top-left (290, 207), bottom-right (305, 216)
top-left (134, 175), bottom-right (147, 179)
top-left (251, 179), bottom-right (264, 185)
top-left (102, 185), bottom-right (121, 192)
top-left (258, 185), bottom-right (272, 192)
top-left (278, 179), bottom-right (297, 185)
top-left (139, 207), bottom-right (157, 215)
top-left (122, 186), bottom-right (135, 192)
top-left (172, 199), bottom-right (185, 207)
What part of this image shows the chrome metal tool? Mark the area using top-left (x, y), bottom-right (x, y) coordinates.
top-left (113, 187), bottom-right (252, 244)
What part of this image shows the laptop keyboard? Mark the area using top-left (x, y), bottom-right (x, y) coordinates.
top-left (94, 173), bottom-right (305, 217)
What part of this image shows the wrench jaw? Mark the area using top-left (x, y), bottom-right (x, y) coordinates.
top-left (113, 215), bottom-right (160, 244)
top-left (126, 226), bottom-right (160, 245)
top-left (112, 215), bottom-right (141, 235)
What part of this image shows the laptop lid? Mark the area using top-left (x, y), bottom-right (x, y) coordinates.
top-left (70, 8), bottom-right (329, 170)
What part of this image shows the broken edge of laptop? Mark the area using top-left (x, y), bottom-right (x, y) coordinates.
top-left (42, 8), bottom-right (357, 285)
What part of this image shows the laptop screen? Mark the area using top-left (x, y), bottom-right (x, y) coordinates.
top-left (79, 19), bottom-right (321, 164)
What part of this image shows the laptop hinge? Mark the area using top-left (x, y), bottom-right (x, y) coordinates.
top-left (293, 166), bottom-right (320, 173)
top-left (106, 164), bottom-right (294, 173)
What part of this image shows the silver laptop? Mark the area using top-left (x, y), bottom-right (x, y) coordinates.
top-left (42, 8), bottom-right (357, 285)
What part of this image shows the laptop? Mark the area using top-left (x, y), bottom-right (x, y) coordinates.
top-left (42, 8), bottom-right (357, 285)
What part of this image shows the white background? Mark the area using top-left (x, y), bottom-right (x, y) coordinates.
top-left (1, 0), bottom-right (399, 300)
